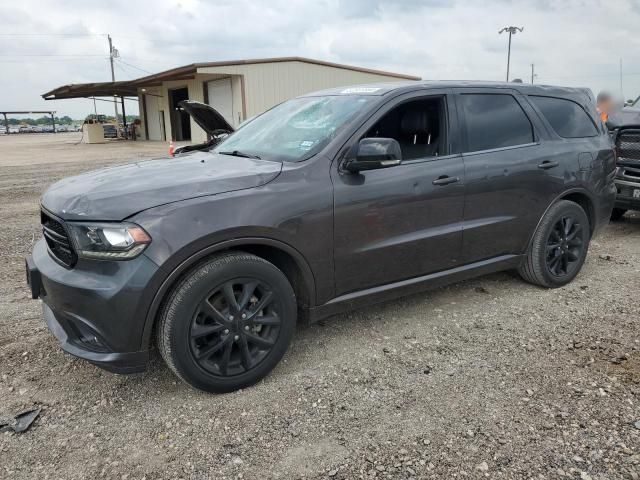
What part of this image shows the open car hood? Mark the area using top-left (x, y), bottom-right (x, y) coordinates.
top-left (178, 100), bottom-right (234, 136)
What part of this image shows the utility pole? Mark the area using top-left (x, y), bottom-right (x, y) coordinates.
top-left (107, 34), bottom-right (119, 122)
top-left (499, 26), bottom-right (524, 82)
top-left (531, 63), bottom-right (535, 84)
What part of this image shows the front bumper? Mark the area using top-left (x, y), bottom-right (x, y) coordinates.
top-left (27, 239), bottom-right (160, 374)
top-left (614, 178), bottom-right (640, 211)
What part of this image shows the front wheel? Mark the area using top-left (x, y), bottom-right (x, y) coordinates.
top-left (518, 200), bottom-right (590, 288)
top-left (157, 252), bottom-right (296, 393)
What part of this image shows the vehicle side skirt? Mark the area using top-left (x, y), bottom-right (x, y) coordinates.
top-left (307, 254), bottom-right (524, 322)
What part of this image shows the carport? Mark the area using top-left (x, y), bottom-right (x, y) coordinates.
top-left (42, 81), bottom-right (139, 130)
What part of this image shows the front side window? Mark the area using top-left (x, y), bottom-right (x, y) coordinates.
top-left (529, 95), bottom-right (598, 138)
top-left (214, 95), bottom-right (375, 162)
top-left (459, 94), bottom-right (534, 152)
top-left (363, 96), bottom-right (446, 160)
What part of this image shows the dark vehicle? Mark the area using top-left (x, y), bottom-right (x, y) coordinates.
top-left (102, 124), bottom-right (118, 139)
top-left (26, 81), bottom-right (616, 393)
top-left (172, 100), bottom-right (235, 155)
top-left (606, 104), bottom-right (640, 220)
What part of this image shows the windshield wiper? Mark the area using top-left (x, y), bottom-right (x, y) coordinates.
top-left (218, 150), bottom-right (261, 159)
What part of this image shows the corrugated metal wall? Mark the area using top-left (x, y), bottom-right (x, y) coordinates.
top-left (199, 60), bottom-right (412, 118)
top-left (139, 60), bottom-right (416, 144)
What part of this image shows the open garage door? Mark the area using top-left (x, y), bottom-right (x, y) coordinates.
top-left (206, 78), bottom-right (233, 126)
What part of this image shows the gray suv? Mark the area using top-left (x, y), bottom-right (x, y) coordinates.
top-left (26, 81), bottom-right (616, 392)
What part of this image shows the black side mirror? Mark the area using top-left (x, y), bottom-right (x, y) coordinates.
top-left (344, 137), bottom-right (403, 173)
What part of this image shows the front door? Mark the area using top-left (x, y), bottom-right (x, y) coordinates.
top-left (332, 93), bottom-right (465, 296)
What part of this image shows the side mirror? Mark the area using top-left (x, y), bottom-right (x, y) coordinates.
top-left (344, 137), bottom-right (402, 173)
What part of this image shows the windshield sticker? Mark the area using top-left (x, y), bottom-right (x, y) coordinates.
top-left (340, 87), bottom-right (381, 94)
top-left (299, 140), bottom-right (315, 150)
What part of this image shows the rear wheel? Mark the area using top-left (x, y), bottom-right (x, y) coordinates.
top-left (610, 208), bottom-right (627, 221)
top-left (518, 200), bottom-right (590, 288)
top-left (157, 252), bottom-right (296, 393)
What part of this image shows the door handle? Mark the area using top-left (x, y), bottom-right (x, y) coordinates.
top-left (432, 175), bottom-right (460, 186)
top-left (537, 160), bottom-right (559, 170)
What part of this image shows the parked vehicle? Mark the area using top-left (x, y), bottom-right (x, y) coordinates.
top-left (102, 123), bottom-right (118, 139)
top-left (26, 81), bottom-right (616, 393)
top-left (606, 104), bottom-right (640, 219)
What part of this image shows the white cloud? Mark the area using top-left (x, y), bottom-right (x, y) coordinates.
top-left (1, 0), bottom-right (639, 119)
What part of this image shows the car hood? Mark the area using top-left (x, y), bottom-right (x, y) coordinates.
top-left (41, 151), bottom-right (282, 221)
top-left (607, 107), bottom-right (640, 129)
top-left (178, 100), bottom-right (234, 135)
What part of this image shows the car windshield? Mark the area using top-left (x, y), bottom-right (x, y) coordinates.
top-left (213, 95), bottom-right (374, 162)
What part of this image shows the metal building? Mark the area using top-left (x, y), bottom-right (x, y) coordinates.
top-left (43, 57), bottom-right (420, 143)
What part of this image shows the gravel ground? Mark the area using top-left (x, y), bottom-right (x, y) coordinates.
top-left (1, 134), bottom-right (639, 480)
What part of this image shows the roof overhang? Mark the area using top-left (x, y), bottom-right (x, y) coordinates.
top-left (42, 81), bottom-right (139, 100)
top-left (42, 56), bottom-right (421, 100)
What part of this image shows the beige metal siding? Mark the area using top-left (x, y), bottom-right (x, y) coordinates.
top-left (138, 60), bottom-right (416, 144)
top-left (198, 60), bottom-right (413, 119)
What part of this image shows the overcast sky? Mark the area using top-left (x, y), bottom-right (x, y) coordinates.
top-left (2, 0), bottom-right (640, 119)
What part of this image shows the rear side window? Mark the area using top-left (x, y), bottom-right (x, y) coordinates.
top-left (529, 95), bottom-right (598, 138)
top-left (459, 94), bottom-right (534, 152)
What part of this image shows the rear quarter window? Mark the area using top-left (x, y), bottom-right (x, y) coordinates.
top-left (529, 95), bottom-right (598, 138)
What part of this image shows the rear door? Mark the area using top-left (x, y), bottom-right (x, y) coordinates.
top-left (455, 89), bottom-right (563, 263)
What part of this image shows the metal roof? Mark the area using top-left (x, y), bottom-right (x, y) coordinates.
top-left (42, 81), bottom-right (139, 100)
top-left (42, 57), bottom-right (420, 100)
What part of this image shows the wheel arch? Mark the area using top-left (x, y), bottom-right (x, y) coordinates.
top-left (140, 237), bottom-right (317, 350)
top-left (525, 188), bottom-right (597, 252)
top-left (559, 191), bottom-right (596, 234)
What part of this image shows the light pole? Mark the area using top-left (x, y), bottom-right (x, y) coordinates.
top-left (531, 63), bottom-right (537, 84)
top-left (499, 26), bottom-right (523, 82)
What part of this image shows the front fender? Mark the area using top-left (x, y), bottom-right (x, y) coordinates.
top-left (138, 236), bottom-right (317, 351)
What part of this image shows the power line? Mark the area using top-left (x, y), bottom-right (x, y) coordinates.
top-left (0, 54), bottom-right (106, 57)
top-left (0, 58), bottom-right (108, 63)
top-left (116, 58), bottom-right (153, 74)
top-left (0, 33), bottom-right (107, 36)
top-left (112, 60), bottom-right (131, 79)
top-left (114, 60), bottom-right (146, 78)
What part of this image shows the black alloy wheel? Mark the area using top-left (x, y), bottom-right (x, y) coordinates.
top-left (545, 216), bottom-right (584, 277)
top-left (518, 200), bottom-right (590, 288)
top-left (190, 279), bottom-right (281, 377)
top-left (157, 252), bottom-right (296, 393)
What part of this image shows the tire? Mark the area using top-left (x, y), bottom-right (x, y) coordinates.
top-left (157, 252), bottom-right (296, 393)
top-left (518, 200), bottom-right (590, 288)
top-left (610, 208), bottom-right (627, 221)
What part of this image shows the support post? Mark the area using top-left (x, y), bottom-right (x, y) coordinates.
top-left (3, 113), bottom-right (8, 135)
top-left (51, 112), bottom-right (56, 133)
top-left (121, 97), bottom-right (127, 128)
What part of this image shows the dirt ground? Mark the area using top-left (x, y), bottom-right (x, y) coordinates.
top-left (0, 133), bottom-right (639, 480)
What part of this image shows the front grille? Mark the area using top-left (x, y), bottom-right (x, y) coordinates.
top-left (622, 166), bottom-right (640, 178)
top-left (616, 129), bottom-right (640, 162)
top-left (41, 210), bottom-right (77, 267)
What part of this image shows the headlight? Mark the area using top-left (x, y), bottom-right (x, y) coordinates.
top-left (67, 222), bottom-right (151, 260)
